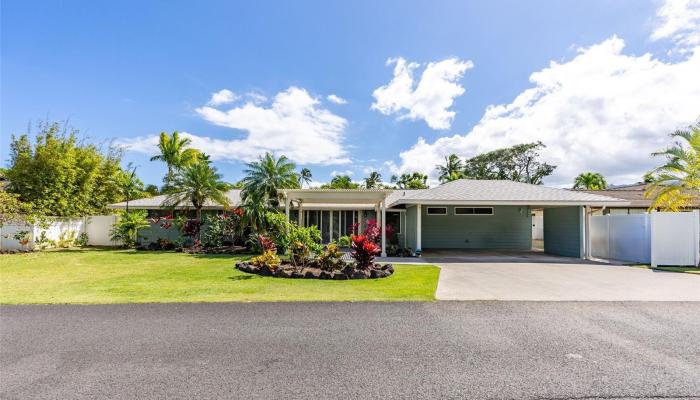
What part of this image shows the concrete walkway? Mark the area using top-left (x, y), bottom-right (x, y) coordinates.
top-left (427, 251), bottom-right (700, 301)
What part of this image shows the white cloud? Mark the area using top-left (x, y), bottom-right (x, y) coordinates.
top-left (330, 169), bottom-right (354, 177)
top-left (327, 94), bottom-right (347, 104)
top-left (371, 57), bottom-right (473, 130)
top-left (246, 91), bottom-right (268, 104)
top-left (120, 87), bottom-right (350, 165)
top-left (651, 0), bottom-right (700, 52)
top-left (207, 89), bottom-right (238, 106)
top-left (389, 36), bottom-right (700, 186)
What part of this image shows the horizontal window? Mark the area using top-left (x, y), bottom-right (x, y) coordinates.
top-left (455, 207), bottom-right (493, 215)
top-left (426, 207), bottom-right (447, 215)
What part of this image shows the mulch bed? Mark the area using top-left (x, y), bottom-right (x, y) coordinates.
top-left (236, 261), bottom-right (394, 280)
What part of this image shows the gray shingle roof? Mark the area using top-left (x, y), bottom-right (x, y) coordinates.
top-left (110, 189), bottom-right (243, 209)
top-left (387, 180), bottom-right (627, 206)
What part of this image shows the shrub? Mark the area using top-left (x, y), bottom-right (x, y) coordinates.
top-left (251, 250), bottom-right (281, 271)
top-left (350, 234), bottom-right (380, 270)
top-left (111, 210), bottom-right (150, 248)
top-left (76, 232), bottom-right (89, 247)
top-left (337, 235), bottom-right (351, 247)
top-left (201, 211), bottom-right (245, 248)
top-left (13, 230), bottom-right (31, 249)
top-left (181, 219), bottom-right (201, 238)
top-left (34, 231), bottom-right (55, 250)
top-left (57, 230), bottom-right (77, 248)
top-left (288, 224), bottom-right (323, 268)
top-left (318, 243), bottom-right (346, 271)
top-left (264, 211), bottom-right (290, 253)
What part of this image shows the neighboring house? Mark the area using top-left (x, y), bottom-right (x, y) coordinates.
top-left (110, 179), bottom-right (627, 258)
top-left (580, 183), bottom-right (700, 215)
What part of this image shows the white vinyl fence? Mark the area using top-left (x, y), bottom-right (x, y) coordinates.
top-left (590, 211), bottom-right (700, 267)
top-left (0, 215), bottom-right (120, 251)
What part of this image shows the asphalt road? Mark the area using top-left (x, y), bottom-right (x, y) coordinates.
top-left (2, 302), bottom-right (700, 400)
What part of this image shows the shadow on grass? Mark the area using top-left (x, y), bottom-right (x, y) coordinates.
top-left (227, 274), bottom-right (259, 281)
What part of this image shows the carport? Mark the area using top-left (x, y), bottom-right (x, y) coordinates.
top-left (387, 180), bottom-right (628, 259)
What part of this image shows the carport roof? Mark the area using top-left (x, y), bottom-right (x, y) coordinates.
top-left (388, 180), bottom-right (629, 207)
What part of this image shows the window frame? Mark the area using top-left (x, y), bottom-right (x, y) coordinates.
top-left (454, 207), bottom-right (494, 216)
top-left (385, 211), bottom-right (402, 234)
top-left (426, 206), bottom-right (448, 216)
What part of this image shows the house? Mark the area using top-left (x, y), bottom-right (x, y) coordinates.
top-left (109, 179), bottom-right (627, 258)
top-left (579, 183), bottom-right (700, 215)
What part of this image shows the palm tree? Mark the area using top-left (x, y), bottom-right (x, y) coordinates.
top-left (572, 172), bottom-right (608, 190)
top-left (299, 168), bottom-right (313, 188)
top-left (645, 121), bottom-right (700, 211)
top-left (363, 171), bottom-right (382, 189)
top-left (322, 175), bottom-right (359, 189)
top-left (391, 172), bottom-right (429, 189)
top-left (164, 160), bottom-right (232, 222)
top-left (117, 163), bottom-right (145, 213)
top-left (150, 131), bottom-right (202, 188)
top-left (241, 152), bottom-right (300, 208)
top-left (436, 154), bottom-right (464, 183)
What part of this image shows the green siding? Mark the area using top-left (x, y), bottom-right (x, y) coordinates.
top-left (405, 206), bottom-right (418, 251)
top-left (420, 205), bottom-right (532, 249)
top-left (543, 206), bottom-right (583, 258)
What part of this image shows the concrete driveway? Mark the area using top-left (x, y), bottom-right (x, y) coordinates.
top-left (425, 250), bottom-right (700, 301)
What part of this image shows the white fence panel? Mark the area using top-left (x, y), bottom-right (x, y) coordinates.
top-left (651, 211), bottom-right (700, 267)
top-left (1, 215), bottom-right (122, 250)
top-left (608, 214), bottom-right (650, 264)
top-left (590, 216), bottom-right (609, 259)
top-left (86, 215), bottom-right (120, 246)
top-left (0, 222), bottom-right (34, 250)
top-left (34, 218), bottom-right (85, 245)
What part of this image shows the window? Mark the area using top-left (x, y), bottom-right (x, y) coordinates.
top-left (426, 207), bottom-right (447, 215)
top-left (455, 207), bottom-right (493, 215)
top-left (385, 212), bottom-right (401, 234)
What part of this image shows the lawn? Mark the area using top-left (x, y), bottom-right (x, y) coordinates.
top-left (0, 248), bottom-right (440, 304)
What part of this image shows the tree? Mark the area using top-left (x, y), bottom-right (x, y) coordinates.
top-left (241, 153), bottom-right (300, 208)
top-left (391, 172), bottom-right (429, 189)
top-left (573, 172), bottom-right (608, 190)
top-left (5, 121), bottom-right (125, 216)
top-left (363, 171), bottom-right (382, 189)
top-left (110, 210), bottom-right (150, 248)
top-left (321, 175), bottom-right (360, 189)
top-left (164, 160), bottom-right (232, 222)
top-left (0, 192), bottom-right (43, 227)
top-left (645, 121), bottom-right (700, 211)
top-left (299, 168), bottom-right (313, 188)
top-left (462, 142), bottom-right (555, 184)
top-left (116, 164), bottom-right (146, 213)
top-left (150, 131), bottom-right (202, 189)
top-left (144, 184), bottom-right (160, 196)
top-left (436, 154), bottom-right (464, 183)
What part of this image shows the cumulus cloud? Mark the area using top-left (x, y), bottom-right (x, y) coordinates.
top-left (330, 170), bottom-right (354, 177)
top-left (327, 94), bottom-right (347, 104)
top-left (371, 57), bottom-right (473, 130)
top-left (651, 0), bottom-right (700, 52)
top-left (207, 89), bottom-right (238, 106)
top-left (120, 87), bottom-right (350, 165)
top-left (388, 36), bottom-right (700, 186)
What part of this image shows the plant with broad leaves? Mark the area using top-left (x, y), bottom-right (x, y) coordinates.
top-left (350, 234), bottom-right (380, 270)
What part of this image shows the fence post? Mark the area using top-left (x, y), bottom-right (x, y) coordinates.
top-left (650, 211), bottom-right (657, 269)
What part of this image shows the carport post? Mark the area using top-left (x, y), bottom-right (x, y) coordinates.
top-left (380, 200), bottom-right (387, 257)
top-left (416, 204), bottom-right (422, 255)
top-left (585, 205), bottom-right (592, 259)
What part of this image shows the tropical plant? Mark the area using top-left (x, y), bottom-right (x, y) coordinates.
top-left (150, 131), bottom-right (202, 190)
top-left (287, 224), bottom-right (323, 268)
top-left (201, 211), bottom-right (245, 248)
top-left (144, 184), bottom-right (160, 196)
top-left (363, 171), bottom-right (382, 189)
top-left (573, 172), bottom-right (608, 190)
top-left (337, 235), bottom-right (351, 247)
top-left (462, 141), bottom-right (555, 184)
top-left (391, 172), bottom-right (429, 189)
top-left (436, 154), bottom-right (465, 183)
top-left (250, 234), bottom-right (281, 270)
top-left (317, 243), bottom-right (346, 271)
top-left (5, 121), bottom-right (125, 216)
top-left (0, 191), bottom-right (43, 227)
top-left (111, 210), bottom-right (150, 248)
top-left (242, 191), bottom-right (269, 233)
top-left (164, 160), bottom-right (232, 222)
top-left (645, 121), bottom-right (700, 211)
top-left (76, 232), bottom-right (89, 247)
top-left (241, 153), bottom-right (300, 208)
top-left (350, 234), bottom-right (380, 270)
top-left (117, 163), bottom-right (146, 212)
top-left (299, 168), bottom-right (313, 187)
top-left (12, 230), bottom-right (31, 249)
top-left (57, 230), bottom-right (78, 248)
top-left (321, 175), bottom-right (359, 189)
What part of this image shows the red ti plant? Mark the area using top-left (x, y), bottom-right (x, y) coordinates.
top-left (350, 234), bottom-right (380, 270)
top-left (257, 234), bottom-right (277, 253)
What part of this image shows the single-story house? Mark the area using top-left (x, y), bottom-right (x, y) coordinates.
top-left (579, 183), bottom-right (700, 215)
top-left (110, 179), bottom-right (628, 258)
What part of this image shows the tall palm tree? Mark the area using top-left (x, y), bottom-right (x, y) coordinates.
top-left (117, 163), bottom-right (145, 213)
top-left (164, 161), bottom-right (232, 222)
top-left (645, 121), bottom-right (700, 211)
top-left (299, 168), bottom-right (313, 188)
top-left (572, 172), bottom-right (608, 190)
top-left (436, 154), bottom-right (464, 183)
top-left (241, 153), bottom-right (300, 208)
top-left (391, 172), bottom-right (429, 189)
top-left (150, 131), bottom-right (202, 188)
top-left (363, 171), bottom-right (382, 189)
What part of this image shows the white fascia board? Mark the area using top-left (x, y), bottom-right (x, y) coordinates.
top-left (391, 200), bottom-right (631, 207)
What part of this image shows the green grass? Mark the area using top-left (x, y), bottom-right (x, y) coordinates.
top-left (630, 264), bottom-right (700, 275)
top-left (0, 248), bottom-right (440, 304)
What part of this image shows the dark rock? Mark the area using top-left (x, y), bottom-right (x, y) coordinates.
top-left (291, 271), bottom-right (304, 279)
top-left (332, 271), bottom-right (348, 280)
top-left (351, 270), bottom-right (369, 279)
top-left (370, 269), bottom-right (387, 279)
top-left (381, 264), bottom-right (394, 274)
top-left (319, 270), bottom-right (333, 280)
top-left (236, 262), bottom-right (248, 272)
top-left (304, 269), bottom-right (320, 279)
top-left (277, 269), bottom-right (293, 278)
top-left (258, 265), bottom-right (273, 276)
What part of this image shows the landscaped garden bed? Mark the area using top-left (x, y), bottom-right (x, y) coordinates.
top-left (236, 260), bottom-right (394, 279)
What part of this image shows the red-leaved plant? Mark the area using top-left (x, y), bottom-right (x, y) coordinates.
top-left (257, 234), bottom-right (277, 253)
top-left (350, 234), bottom-right (380, 270)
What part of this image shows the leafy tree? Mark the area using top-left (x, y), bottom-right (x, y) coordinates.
top-left (242, 191), bottom-right (269, 233)
top-left (299, 168), bottom-right (313, 187)
top-left (391, 172), bottom-right (429, 189)
top-left (241, 152), bottom-right (300, 208)
top-left (462, 142), bottom-right (555, 184)
top-left (5, 121), bottom-right (125, 216)
top-left (645, 121), bottom-right (700, 211)
top-left (144, 184), bottom-right (160, 196)
top-left (110, 210), bottom-right (150, 248)
top-left (321, 175), bottom-right (360, 189)
top-left (573, 172), bottom-right (608, 190)
top-left (164, 160), bottom-right (232, 222)
top-left (0, 192), bottom-right (44, 227)
top-left (436, 154), bottom-right (465, 183)
top-left (363, 171), bottom-right (382, 189)
top-left (150, 131), bottom-right (202, 189)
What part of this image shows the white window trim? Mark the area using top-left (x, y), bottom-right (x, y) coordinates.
top-left (454, 207), bottom-right (494, 216)
top-left (426, 206), bottom-right (448, 216)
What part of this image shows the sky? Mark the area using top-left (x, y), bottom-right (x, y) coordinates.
top-left (1, 0), bottom-right (699, 187)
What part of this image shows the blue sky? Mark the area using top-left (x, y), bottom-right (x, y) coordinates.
top-left (2, 0), bottom-right (699, 187)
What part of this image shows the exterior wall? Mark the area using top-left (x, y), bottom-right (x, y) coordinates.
top-left (543, 206), bottom-right (583, 258)
top-left (405, 206), bottom-right (418, 251)
top-left (419, 205), bottom-right (532, 250)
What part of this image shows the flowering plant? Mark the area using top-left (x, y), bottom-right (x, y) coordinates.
top-left (350, 234), bottom-right (380, 270)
